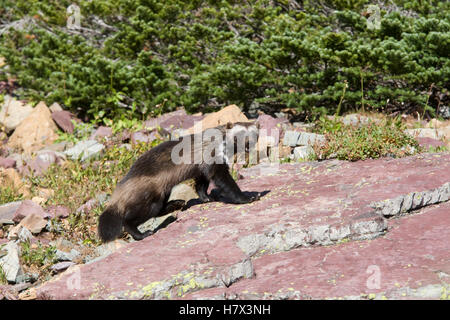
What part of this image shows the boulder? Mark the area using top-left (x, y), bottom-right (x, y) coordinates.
top-left (35, 153), bottom-right (450, 299)
top-left (7, 101), bottom-right (59, 154)
top-left (186, 105), bottom-right (250, 134)
top-left (0, 95), bottom-right (33, 133)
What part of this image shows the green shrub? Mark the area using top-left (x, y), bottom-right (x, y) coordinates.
top-left (0, 0), bottom-right (448, 121)
top-left (313, 116), bottom-right (421, 161)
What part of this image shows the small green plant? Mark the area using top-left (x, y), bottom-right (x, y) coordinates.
top-left (20, 241), bottom-right (57, 273)
top-left (55, 121), bottom-right (95, 144)
top-left (313, 117), bottom-right (421, 161)
top-left (0, 186), bottom-right (24, 204)
top-left (0, 258), bottom-right (7, 284)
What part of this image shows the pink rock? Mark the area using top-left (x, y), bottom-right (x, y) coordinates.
top-left (144, 109), bottom-right (202, 132)
top-left (0, 156), bottom-right (16, 169)
top-left (187, 202), bottom-right (450, 300)
top-left (51, 111), bottom-right (78, 134)
top-left (20, 151), bottom-right (64, 176)
top-left (46, 205), bottom-right (70, 219)
top-left (35, 153), bottom-right (450, 300)
top-left (90, 126), bottom-right (113, 140)
top-left (13, 200), bottom-right (51, 223)
top-left (416, 137), bottom-right (445, 149)
top-left (130, 130), bottom-right (158, 144)
top-left (0, 201), bottom-right (22, 222)
top-left (19, 213), bottom-right (47, 234)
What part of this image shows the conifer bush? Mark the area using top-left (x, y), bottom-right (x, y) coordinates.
top-left (0, 0), bottom-right (448, 121)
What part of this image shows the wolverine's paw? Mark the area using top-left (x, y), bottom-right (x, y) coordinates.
top-left (163, 200), bottom-right (186, 214)
top-left (250, 192), bottom-right (261, 202)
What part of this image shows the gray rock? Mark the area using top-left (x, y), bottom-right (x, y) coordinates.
top-left (50, 261), bottom-right (75, 273)
top-left (64, 140), bottom-right (105, 162)
top-left (49, 102), bottom-right (63, 113)
top-left (274, 112), bottom-right (287, 119)
top-left (15, 273), bottom-right (38, 284)
top-left (371, 182), bottom-right (450, 217)
top-left (50, 238), bottom-right (81, 262)
top-left (119, 143), bottom-right (132, 151)
top-left (293, 146), bottom-right (314, 161)
top-left (296, 132), bottom-right (325, 146)
top-left (130, 130), bottom-right (158, 144)
top-left (0, 241), bottom-right (23, 283)
top-left (282, 130), bottom-right (301, 147)
top-left (342, 114), bottom-right (370, 126)
top-left (404, 128), bottom-right (444, 140)
top-left (18, 226), bottom-right (33, 242)
top-left (437, 105), bottom-right (450, 119)
top-left (55, 248), bottom-right (80, 262)
top-left (292, 122), bottom-right (315, 129)
top-left (138, 213), bottom-right (177, 236)
top-left (168, 183), bottom-right (198, 202)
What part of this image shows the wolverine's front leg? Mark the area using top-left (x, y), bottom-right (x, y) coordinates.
top-left (211, 164), bottom-right (259, 204)
top-left (195, 175), bottom-right (213, 203)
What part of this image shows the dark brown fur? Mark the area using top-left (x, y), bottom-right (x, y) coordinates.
top-left (98, 123), bottom-right (259, 242)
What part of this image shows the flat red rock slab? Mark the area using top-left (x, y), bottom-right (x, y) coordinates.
top-left (186, 202), bottom-right (450, 299)
top-left (36, 153), bottom-right (450, 299)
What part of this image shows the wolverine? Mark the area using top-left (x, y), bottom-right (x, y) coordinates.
top-left (98, 122), bottom-right (261, 242)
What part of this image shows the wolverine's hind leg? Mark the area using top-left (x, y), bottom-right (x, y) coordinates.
top-left (123, 201), bottom-right (163, 240)
top-left (160, 199), bottom-right (186, 214)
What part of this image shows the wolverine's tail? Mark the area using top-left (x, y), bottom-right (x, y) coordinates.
top-left (98, 206), bottom-right (123, 242)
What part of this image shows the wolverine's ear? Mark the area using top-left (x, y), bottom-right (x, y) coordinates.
top-left (226, 122), bottom-right (233, 129)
